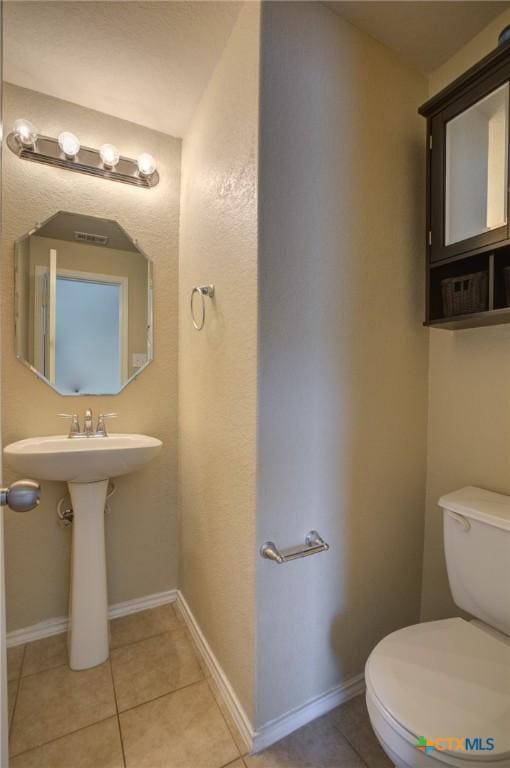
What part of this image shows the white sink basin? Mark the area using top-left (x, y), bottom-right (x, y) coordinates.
top-left (3, 432), bottom-right (162, 671)
top-left (4, 433), bottom-right (162, 483)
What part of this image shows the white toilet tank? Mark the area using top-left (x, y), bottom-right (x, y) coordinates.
top-left (439, 486), bottom-right (510, 637)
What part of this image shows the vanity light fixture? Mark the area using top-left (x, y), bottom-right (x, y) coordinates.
top-left (13, 118), bottom-right (38, 148)
top-left (99, 143), bottom-right (120, 169)
top-left (6, 119), bottom-right (159, 188)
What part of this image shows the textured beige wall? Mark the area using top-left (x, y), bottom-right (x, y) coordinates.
top-left (178, 2), bottom-right (259, 721)
top-left (256, 2), bottom-right (428, 727)
top-left (421, 10), bottom-right (510, 622)
top-left (2, 83), bottom-right (181, 631)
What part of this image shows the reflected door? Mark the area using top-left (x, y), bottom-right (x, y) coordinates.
top-left (32, 256), bottom-right (129, 395)
top-left (55, 277), bottom-right (124, 394)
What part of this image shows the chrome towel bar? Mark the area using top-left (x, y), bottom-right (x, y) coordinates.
top-left (260, 530), bottom-right (329, 564)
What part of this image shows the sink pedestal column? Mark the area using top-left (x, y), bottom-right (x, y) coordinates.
top-left (67, 479), bottom-right (109, 670)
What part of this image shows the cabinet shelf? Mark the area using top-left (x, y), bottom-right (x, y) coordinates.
top-left (425, 244), bottom-right (510, 329)
top-left (425, 306), bottom-right (510, 330)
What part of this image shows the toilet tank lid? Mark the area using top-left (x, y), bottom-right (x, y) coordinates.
top-left (439, 486), bottom-right (510, 531)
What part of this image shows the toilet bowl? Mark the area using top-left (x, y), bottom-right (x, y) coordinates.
top-left (365, 488), bottom-right (510, 768)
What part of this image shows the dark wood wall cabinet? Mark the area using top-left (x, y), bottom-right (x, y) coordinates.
top-left (420, 39), bottom-right (510, 329)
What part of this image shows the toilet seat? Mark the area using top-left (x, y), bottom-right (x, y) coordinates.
top-left (365, 618), bottom-right (510, 767)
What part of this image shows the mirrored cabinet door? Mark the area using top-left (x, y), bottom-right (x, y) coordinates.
top-left (430, 73), bottom-right (510, 263)
top-left (445, 83), bottom-right (508, 247)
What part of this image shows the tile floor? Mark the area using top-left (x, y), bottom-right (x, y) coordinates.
top-left (7, 604), bottom-right (391, 768)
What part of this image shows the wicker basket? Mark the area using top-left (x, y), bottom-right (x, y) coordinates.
top-left (441, 271), bottom-right (488, 317)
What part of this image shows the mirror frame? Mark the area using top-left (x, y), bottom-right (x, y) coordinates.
top-left (14, 211), bottom-right (154, 395)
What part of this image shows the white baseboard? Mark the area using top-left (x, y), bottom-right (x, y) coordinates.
top-left (175, 590), bottom-right (254, 752)
top-left (252, 673), bottom-right (366, 752)
top-left (6, 589), bottom-right (177, 647)
top-left (108, 589), bottom-right (177, 620)
top-left (175, 589), bottom-right (365, 754)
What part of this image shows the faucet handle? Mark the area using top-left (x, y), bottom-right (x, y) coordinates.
top-left (96, 413), bottom-right (117, 437)
top-left (57, 413), bottom-right (80, 437)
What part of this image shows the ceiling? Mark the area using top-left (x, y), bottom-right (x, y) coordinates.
top-left (4, 1), bottom-right (510, 139)
top-left (325, 1), bottom-right (510, 74)
top-left (3, 1), bottom-right (241, 139)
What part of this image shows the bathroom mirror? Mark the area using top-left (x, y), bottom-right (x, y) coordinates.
top-left (15, 211), bottom-right (153, 395)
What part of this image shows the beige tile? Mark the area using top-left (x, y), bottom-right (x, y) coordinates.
top-left (343, 722), bottom-right (392, 768)
top-left (23, 632), bottom-right (68, 676)
top-left (329, 695), bottom-right (392, 768)
top-left (7, 645), bottom-right (25, 681)
top-left (120, 679), bottom-right (239, 768)
top-left (245, 711), bottom-right (366, 768)
top-left (208, 677), bottom-right (250, 756)
top-left (10, 661), bottom-right (116, 756)
top-left (112, 627), bottom-right (203, 711)
top-left (329, 694), bottom-right (368, 732)
top-left (8, 679), bottom-right (19, 728)
top-left (110, 603), bottom-right (180, 649)
top-left (10, 717), bottom-right (124, 768)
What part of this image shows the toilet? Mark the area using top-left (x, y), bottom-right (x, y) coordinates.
top-left (365, 486), bottom-right (510, 768)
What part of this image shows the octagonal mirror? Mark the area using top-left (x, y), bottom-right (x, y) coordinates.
top-left (15, 211), bottom-right (153, 395)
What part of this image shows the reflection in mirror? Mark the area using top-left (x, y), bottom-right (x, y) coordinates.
top-left (445, 83), bottom-right (509, 246)
top-left (15, 211), bottom-right (153, 395)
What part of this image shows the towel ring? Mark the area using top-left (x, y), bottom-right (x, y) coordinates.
top-left (190, 284), bottom-right (215, 331)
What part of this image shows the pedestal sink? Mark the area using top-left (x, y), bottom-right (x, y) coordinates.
top-left (4, 434), bottom-right (162, 670)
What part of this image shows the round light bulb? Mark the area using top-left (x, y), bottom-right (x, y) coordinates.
top-left (58, 131), bottom-right (80, 158)
top-left (137, 152), bottom-right (156, 178)
top-left (13, 118), bottom-right (38, 147)
top-left (99, 143), bottom-right (120, 169)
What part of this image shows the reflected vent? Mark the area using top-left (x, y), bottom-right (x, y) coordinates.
top-left (74, 231), bottom-right (109, 246)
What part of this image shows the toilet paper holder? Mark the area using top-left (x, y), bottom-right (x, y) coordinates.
top-left (260, 530), bottom-right (329, 564)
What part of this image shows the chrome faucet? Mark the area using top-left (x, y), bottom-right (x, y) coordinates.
top-left (58, 410), bottom-right (117, 438)
top-left (84, 408), bottom-right (94, 436)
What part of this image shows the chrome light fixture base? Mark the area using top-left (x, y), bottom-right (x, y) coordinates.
top-left (7, 132), bottom-right (159, 188)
